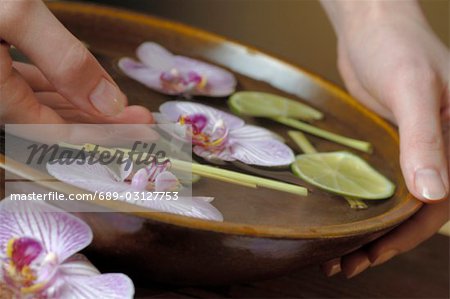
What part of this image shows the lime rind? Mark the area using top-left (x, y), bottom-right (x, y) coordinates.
top-left (229, 91), bottom-right (323, 121)
top-left (291, 151), bottom-right (396, 200)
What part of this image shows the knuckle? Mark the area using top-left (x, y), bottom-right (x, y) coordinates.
top-left (407, 131), bottom-right (442, 151)
top-left (384, 60), bottom-right (440, 111)
top-left (391, 60), bottom-right (438, 88)
top-left (0, 0), bottom-right (35, 29)
top-left (53, 41), bottom-right (94, 87)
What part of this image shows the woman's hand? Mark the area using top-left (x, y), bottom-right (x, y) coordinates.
top-left (320, 0), bottom-right (449, 277)
top-left (0, 0), bottom-right (152, 124)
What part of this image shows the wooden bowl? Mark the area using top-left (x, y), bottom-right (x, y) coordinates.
top-left (29, 2), bottom-right (421, 285)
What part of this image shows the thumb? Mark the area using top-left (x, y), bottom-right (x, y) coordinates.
top-left (391, 74), bottom-right (449, 202)
top-left (0, 1), bottom-right (126, 117)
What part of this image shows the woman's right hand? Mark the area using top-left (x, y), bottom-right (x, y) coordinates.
top-left (0, 0), bottom-right (153, 124)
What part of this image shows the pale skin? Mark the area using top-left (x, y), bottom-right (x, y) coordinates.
top-left (0, 0), bottom-right (448, 279)
top-left (0, 0), bottom-right (153, 124)
top-left (320, 0), bottom-right (449, 277)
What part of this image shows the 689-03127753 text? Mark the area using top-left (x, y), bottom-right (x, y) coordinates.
top-left (8, 191), bottom-right (179, 202)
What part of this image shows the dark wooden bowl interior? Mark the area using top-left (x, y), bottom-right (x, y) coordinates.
top-left (42, 2), bottom-right (422, 238)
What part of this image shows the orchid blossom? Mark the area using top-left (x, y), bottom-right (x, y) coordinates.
top-left (118, 42), bottom-right (236, 97)
top-left (0, 199), bottom-right (134, 298)
top-left (46, 159), bottom-right (223, 221)
top-left (156, 101), bottom-right (295, 166)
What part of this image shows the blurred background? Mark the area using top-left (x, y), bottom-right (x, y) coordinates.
top-left (74, 0), bottom-right (449, 88)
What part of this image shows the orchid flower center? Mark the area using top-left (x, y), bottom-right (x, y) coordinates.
top-left (160, 69), bottom-right (207, 93)
top-left (2, 237), bottom-right (58, 297)
top-left (131, 159), bottom-right (174, 190)
top-left (178, 114), bottom-right (229, 150)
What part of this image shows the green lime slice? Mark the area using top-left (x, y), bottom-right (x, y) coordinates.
top-left (229, 91), bottom-right (323, 121)
top-left (291, 152), bottom-right (395, 199)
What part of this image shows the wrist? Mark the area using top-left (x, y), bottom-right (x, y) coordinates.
top-left (320, 0), bottom-right (427, 38)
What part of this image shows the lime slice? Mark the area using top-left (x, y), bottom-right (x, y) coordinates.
top-left (291, 152), bottom-right (395, 199)
top-left (229, 91), bottom-right (323, 120)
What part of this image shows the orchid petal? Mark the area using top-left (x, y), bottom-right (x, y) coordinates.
top-left (131, 168), bottom-right (150, 190)
top-left (120, 42), bottom-right (236, 96)
top-left (57, 273), bottom-right (134, 299)
top-left (106, 158), bottom-right (133, 182)
top-left (137, 42), bottom-right (236, 96)
top-left (47, 160), bottom-right (132, 193)
top-left (130, 160), bottom-right (172, 190)
top-left (196, 197), bottom-right (214, 203)
top-left (231, 139), bottom-right (295, 166)
top-left (152, 112), bottom-right (171, 124)
top-left (136, 42), bottom-right (175, 71)
top-left (60, 254), bottom-right (100, 277)
top-left (130, 195), bottom-right (223, 221)
top-left (0, 199), bottom-right (92, 262)
top-left (154, 171), bottom-right (180, 192)
top-left (230, 125), bottom-right (283, 142)
top-left (193, 146), bottom-right (235, 162)
top-left (172, 56), bottom-right (237, 96)
top-left (118, 58), bottom-right (176, 95)
top-left (160, 101), bottom-right (244, 130)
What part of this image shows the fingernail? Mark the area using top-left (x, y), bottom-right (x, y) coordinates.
top-left (415, 168), bottom-right (448, 200)
top-left (371, 249), bottom-right (398, 267)
top-left (326, 262), bottom-right (342, 277)
top-left (90, 78), bottom-right (125, 116)
top-left (346, 259), bottom-right (371, 279)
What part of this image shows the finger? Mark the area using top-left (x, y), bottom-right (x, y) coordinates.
top-left (368, 199), bottom-right (449, 267)
top-left (390, 70), bottom-right (449, 202)
top-left (341, 249), bottom-right (371, 279)
top-left (0, 43), bottom-right (65, 124)
top-left (13, 62), bottom-right (55, 91)
top-left (321, 258), bottom-right (342, 277)
top-left (35, 92), bottom-right (153, 124)
top-left (0, 0), bottom-right (127, 117)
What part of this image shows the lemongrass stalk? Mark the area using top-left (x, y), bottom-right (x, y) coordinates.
top-left (171, 159), bottom-right (307, 196)
top-left (59, 143), bottom-right (306, 196)
top-left (275, 117), bottom-right (372, 153)
top-left (345, 197), bottom-right (368, 210)
top-left (288, 131), bottom-right (317, 154)
top-left (288, 131), bottom-right (368, 209)
top-left (192, 171), bottom-right (257, 188)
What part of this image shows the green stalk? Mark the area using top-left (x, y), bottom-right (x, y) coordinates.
top-left (59, 143), bottom-right (307, 196)
top-left (288, 131), bottom-right (368, 209)
top-left (275, 117), bottom-right (372, 153)
top-left (171, 158), bottom-right (307, 196)
top-left (288, 131), bottom-right (318, 154)
top-left (344, 197), bottom-right (368, 209)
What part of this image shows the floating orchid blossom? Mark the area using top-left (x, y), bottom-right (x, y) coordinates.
top-left (46, 159), bottom-right (223, 221)
top-left (118, 42), bottom-right (236, 97)
top-left (157, 101), bottom-right (295, 166)
top-left (0, 199), bottom-right (134, 299)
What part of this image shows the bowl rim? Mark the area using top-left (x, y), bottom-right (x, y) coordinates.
top-left (25, 1), bottom-right (422, 239)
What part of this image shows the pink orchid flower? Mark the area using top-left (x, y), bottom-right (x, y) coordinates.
top-left (118, 42), bottom-right (236, 97)
top-left (0, 200), bottom-right (134, 298)
top-left (157, 101), bottom-right (295, 167)
top-left (46, 159), bottom-right (223, 221)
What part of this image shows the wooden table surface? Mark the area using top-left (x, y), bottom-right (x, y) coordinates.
top-left (134, 234), bottom-right (449, 299)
